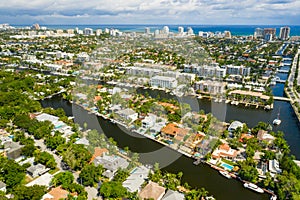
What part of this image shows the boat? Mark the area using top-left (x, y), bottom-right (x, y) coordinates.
top-left (273, 109), bottom-right (281, 125)
top-left (270, 195), bottom-right (277, 200)
top-left (219, 171), bottom-right (231, 179)
top-left (243, 183), bottom-right (264, 193)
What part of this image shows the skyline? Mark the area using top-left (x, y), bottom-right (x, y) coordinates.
top-left (0, 0), bottom-right (300, 25)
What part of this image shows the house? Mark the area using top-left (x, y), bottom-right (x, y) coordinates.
top-left (26, 173), bottom-right (53, 188)
top-left (3, 141), bottom-right (23, 160)
top-left (93, 155), bottom-right (129, 179)
top-left (162, 190), bottom-right (185, 200)
top-left (27, 163), bottom-right (49, 178)
top-left (160, 123), bottom-right (189, 141)
top-left (122, 166), bottom-right (150, 193)
top-left (0, 181), bottom-right (6, 193)
top-left (228, 121), bottom-right (243, 132)
top-left (142, 114), bottom-right (157, 129)
top-left (90, 147), bottom-right (109, 163)
top-left (116, 108), bottom-right (138, 122)
top-left (139, 181), bottom-right (166, 200)
top-left (42, 186), bottom-right (69, 200)
top-left (75, 137), bottom-right (90, 146)
top-left (269, 159), bottom-right (282, 174)
top-left (257, 130), bottom-right (275, 143)
top-left (239, 134), bottom-right (254, 143)
top-left (212, 143), bottom-right (238, 159)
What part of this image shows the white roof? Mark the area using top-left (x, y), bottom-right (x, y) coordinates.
top-left (123, 166), bottom-right (150, 193)
top-left (36, 113), bottom-right (59, 123)
top-left (26, 173), bottom-right (53, 187)
top-left (162, 190), bottom-right (185, 200)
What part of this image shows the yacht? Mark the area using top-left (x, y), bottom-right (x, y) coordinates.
top-left (273, 110), bottom-right (281, 125)
top-left (270, 195), bottom-right (277, 200)
top-left (243, 183), bottom-right (264, 193)
top-left (219, 171), bottom-right (231, 179)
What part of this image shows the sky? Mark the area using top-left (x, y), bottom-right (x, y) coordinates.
top-left (0, 0), bottom-right (299, 25)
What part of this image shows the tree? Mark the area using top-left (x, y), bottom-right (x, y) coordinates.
top-left (113, 169), bottom-right (130, 183)
top-left (34, 151), bottom-right (56, 169)
top-left (12, 185), bottom-right (47, 200)
top-left (52, 171), bottom-right (74, 187)
top-left (99, 181), bottom-right (128, 199)
top-left (0, 158), bottom-right (25, 190)
top-left (79, 164), bottom-right (103, 186)
top-left (62, 144), bottom-right (92, 170)
top-left (45, 133), bottom-right (66, 150)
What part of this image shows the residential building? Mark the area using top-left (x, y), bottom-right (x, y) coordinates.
top-left (162, 190), bottom-right (185, 200)
top-left (75, 137), bottom-right (90, 146)
top-left (0, 181), bottom-right (6, 193)
top-left (257, 130), bottom-right (275, 143)
top-left (116, 108), bottom-right (138, 122)
top-left (150, 76), bottom-right (178, 89)
top-left (194, 80), bottom-right (226, 94)
top-left (90, 147), bottom-right (109, 163)
top-left (93, 155), bottom-right (129, 175)
top-left (254, 28), bottom-right (264, 39)
top-left (187, 27), bottom-right (194, 35)
top-left (160, 123), bottom-right (189, 141)
top-left (178, 26), bottom-right (184, 34)
top-left (26, 173), bottom-right (53, 188)
top-left (186, 65), bottom-right (226, 78)
top-left (3, 141), bottom-right (23, 160)
top-left (212, 143), bottom-right (238, 159)
top-left (228, 121), bottom-right (243, 132)
top-left (139, 181), bottom-right (166, 200)
top-left (122, 166), bottom-right (150, 193)
top-left (224, 31), bottom-right (231, 39)
top-left (142, 114), bottom-right (157, 129)
top-left (145, 27), bottom-right (151, 34)
top-left (42, 186), bottom-right (69, 200)
top-left (126, 67), bottom-right (162, 77)
top-left (83, 28), bottom-right (93, 35)
top-left (226, 65), bottom-right (251, 76)
top-left (269, 159), bottom-right (282, 174)
top-left (263, 28), bottom-right (276, 40)
top-left (279, 26), bottom-right (290, 40)
top-left (27, 163), bottom-right (49, 178)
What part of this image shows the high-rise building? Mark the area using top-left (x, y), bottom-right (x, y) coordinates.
top-left (32, 23), bottom-right (40, 30)
top-left (145, 27), bottom-right (150, 34)
top-left (187, 27), bottom-right (194, 35)
top-left (83, 28), bottom-right (93, 35)
top-left (254, 28), bottom-right (263, 39)
top-left (162, 26), bottom-right (169, 34)
top-left (263, 28), bottom-right (276, 40)
top-left (279, 26), bottom-right (290, 40)
top-left (224, 31), bottom-right (232, 39)
top-left (178, 26), bottom-right (184, 34)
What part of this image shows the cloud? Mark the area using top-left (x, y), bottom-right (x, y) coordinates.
top-left (0, 0), bottom-right (299, 25)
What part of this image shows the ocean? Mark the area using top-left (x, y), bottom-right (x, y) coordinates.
top-left (13, 24), bottom-right (300, 36)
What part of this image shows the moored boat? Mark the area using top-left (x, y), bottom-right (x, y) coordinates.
top-left (243, 182), bottom-right (264, 193)
top-left (219, 171), bottom-right (231, 179)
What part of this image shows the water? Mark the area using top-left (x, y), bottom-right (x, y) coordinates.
top-left (41, 96), bottom-right (270, 200)
top-left (13, 24), bottom-right (300, 36)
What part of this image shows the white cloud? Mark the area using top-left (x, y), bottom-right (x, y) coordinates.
top-left (0, 0), bottom-right (299, 24)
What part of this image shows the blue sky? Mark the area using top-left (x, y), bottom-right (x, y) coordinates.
top-left (0, 0), bottom-right (299, 25)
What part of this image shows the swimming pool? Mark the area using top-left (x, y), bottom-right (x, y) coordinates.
top-left (221, 162), bottom-right (234, 171)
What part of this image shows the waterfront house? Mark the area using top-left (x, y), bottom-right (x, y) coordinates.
top-left (228, 121), bottom-right (243, 132)
top-left (122, 166), bottom-right (150, 193)
top-left (139, 181), bottom-right (166, 200)
top-left (162, 190), bottom-right (185, 200)
top-left (27, 163), bottom-right (49, 178)
top-left (239, 133), bottom-right (254, 143)
top-left (116, 108), bottom-right (138, 122)
top-left (150, 121), bottom-right (167, 135)
top-left (269, 159), bottom-right (282, 174)
top-left (257, 130), bottom-right (275, 143)
top-left (160, 123), bottom-right (189, 141)
top-left (212, 143), bottom-right (238, 159)
top-left (142, 114), bottom-right (157, 129)
top-left (0, 181), bottom-right (6, 193)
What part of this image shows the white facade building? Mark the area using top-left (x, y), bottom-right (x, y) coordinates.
top-left (150, 76), bottom-right (178, 89)
top-left (194, 80), bottom-right (227, 94)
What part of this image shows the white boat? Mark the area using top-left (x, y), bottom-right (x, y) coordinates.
top-left (219, 171), bottom-right (231, 179)
top-left (270, 195), bottom-right (277, 200)
top-left (273, 109), bottom-right (281, 125)
top-left (243, 183), bottom-right (264, 193)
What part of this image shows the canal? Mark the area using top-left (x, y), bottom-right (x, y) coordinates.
top-left (41, 93), bottom-right (299, 200)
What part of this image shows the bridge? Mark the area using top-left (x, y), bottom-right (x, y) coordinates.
top-left (276, 79), bottom-right (286, 83)
top-left (277, 69), bottom-right (289, 73)
top-left (273, 96), bottom-right (290, 102)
